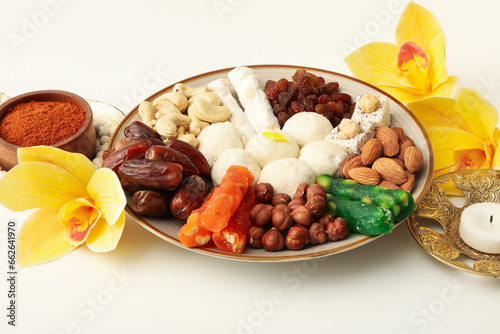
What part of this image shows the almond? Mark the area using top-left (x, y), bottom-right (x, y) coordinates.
top-left (404, 146), bottom-right (424, 173)
top-left (397, 133), bottom-right (413, 144)
top-left (372, 157), bottom-right (407, 185)
top-left (392, 127), bottom-right (404, 135)
top-left (400, 172), bottom-right (416, 192)
top-left (379, 180), bottom-right (401, 190)
top-left (375, 126), bottom-right (399, 157)
top-left (361, 138), bottom-right (383, 165)
top-left (391, 157), bottom-right (406, 170)
top-left (340, 154), bottom-right (363, 179)
top-left (397, 139), bottom-right (415, 160)
top-left (349, 167), bottom-right (381, 186)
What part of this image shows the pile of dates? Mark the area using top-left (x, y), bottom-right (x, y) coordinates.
top-left (265, 69), bottom-right (354, 128)
top-left (247, 182), bottom-right (349, 251)
top-left (102, 121), bottom-right (212, 218)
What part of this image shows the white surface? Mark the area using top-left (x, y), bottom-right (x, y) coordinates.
top-left (1, 1), bottom-right (500, 333)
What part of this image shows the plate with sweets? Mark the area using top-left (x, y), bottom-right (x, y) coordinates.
top-left (108, 64), bottom-right (434, 262)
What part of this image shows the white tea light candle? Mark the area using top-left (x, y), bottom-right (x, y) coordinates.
top-left (459, 202), bottom-right (500, 254)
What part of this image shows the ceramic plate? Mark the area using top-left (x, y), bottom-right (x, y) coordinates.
top-left (109, 65), bottom-right (434, 262)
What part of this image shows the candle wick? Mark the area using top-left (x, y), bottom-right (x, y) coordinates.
top-left (490, 215), bottom-right (494, 224)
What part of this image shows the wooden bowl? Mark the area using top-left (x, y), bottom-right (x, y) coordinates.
top-left (0, 90), bottom-right (96, 170)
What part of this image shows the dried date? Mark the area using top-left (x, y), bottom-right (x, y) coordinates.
top-left (170, 175), bottom-right (206, 219)
top-left (145, 145), bottom-right (199, 177)
top-left (164, 138), bottom-right (210, 176)
top-left (124, 120), bottom-right (161, 139)
top-left (118, 159), bottom-right (183, 190)
top-left (131, 190), bottom-right (170, 217)
top-left (102, 140), bottom-right (152, 173)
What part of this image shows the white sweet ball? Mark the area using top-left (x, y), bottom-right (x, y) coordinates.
top-left (257, 158), bottom-right (315, 197)
top-left (245, 129), bottom-right (299, 168)
top-left (299, 140), bottom-right (348, 177)
top-left (282, 112), bottom-right (333, 147)
top-left (211, 148), bottom-right (261, 185)
top-left (197, 122), bottom-right (243, 167)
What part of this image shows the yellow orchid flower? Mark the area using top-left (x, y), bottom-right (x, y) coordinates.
top-left (345, 1), bottom-right (458, 104)
top-left (0, 146), bottom-right (126, 267)
top-left (407, 87), bottom-right (500, 179)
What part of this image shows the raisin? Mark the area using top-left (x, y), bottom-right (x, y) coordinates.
top-left (327, 82), bottom-right (339, 94)
top-left (272, 100), bottom-right (286, 115)
top-left (297, 75), bottom-right (313, 95)
top-left (265, 80), bottom-right (279, 100)
top-left (296, 91), bottom-right (306, 102)
top-left (287, 81), bottom-right (298, 96)
top-left (318, 94), bottom-right (333, 104)
top-left (315, 103), bottom-right (334, 119)
top-left (308, 72), bottom-right (320, 87)
top-left (330, 116), bottom-right (341, 128)
top-left (277, 112), bottom-right (291, 127)
top-left (290, 101), bottom-right (305, 114)
top-left (292, 69), bottom-right (307, 82)
top-left (277, 91), bottom-right (293, 107)
top-left (327, 101), bottom-right (344, 118)
top-left (306, 94), bottom-right (319, 105)
top-left (277, 78), bottom-right (289, 93)
top-left (350, 102), bottom-right (356, 114)
top-left (302, 98), bottom-right (315, 112)
top-left (332, 92), bottom-right (352, 103)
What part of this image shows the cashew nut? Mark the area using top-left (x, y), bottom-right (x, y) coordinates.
top-left (188, 118), bottom-right (209, 136)
top-left (190, 98), bottom-right (231, 123)
top-left (173, 83), bottom-right (209, 99)
top-left (155, 113), bottom-right (191, 138)
top-left (188, 92), bottom-right (222, 106)
top-left (156, 99), bottom-right (182, 118)
top-left (176, 127), bottom-right (199, 147)
top-left (152, 92), bottom-right (188, 112)
top-left (138, 101), bottom-right (156, 127)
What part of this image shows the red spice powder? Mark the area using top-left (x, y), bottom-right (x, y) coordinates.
top-left (0, 101), bottom-right (86, 147)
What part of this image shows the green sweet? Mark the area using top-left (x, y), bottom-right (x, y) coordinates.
top-left (316, 175), bottom-right (415, 222)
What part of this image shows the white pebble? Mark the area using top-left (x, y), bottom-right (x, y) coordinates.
top-left (93, 121), bottom-right (103, 129)
top-left (92, 157), bottom-right (103, 168)
top-left (96, 150), bottom-right (104, 158)
top-left (100, 135), bottom-right (111, 145)
top-left (0, 170), bottom-right (7, 180)
top-left (99, 143), bottom-right (109, 151)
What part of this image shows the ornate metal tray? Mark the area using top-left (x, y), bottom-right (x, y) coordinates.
top-left (408, 169), bottom-right (500, 277)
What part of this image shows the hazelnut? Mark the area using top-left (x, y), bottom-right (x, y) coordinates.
top-left (309, 222), bottom-right (327, 245)
top-left (326, 217), bottom-right (349, 241)
top-left (255, 183), bottom-right (274, 204)
top-left (272, 207), bottom-right (293, 232)
top-left (305, 195), bottom-right (326, 219)
top-left (306, 184), bottom-right (327, 200)
top-left (249, 204), bottom-right (272, 227)
top-left (358, 94), bottom-right (381, 114)
top-left (262, 228), bottom-right (285, 251)
top-left (293, 183), bottom-right (309, 201)
top-left (290, 205), bottom-right (314, 228)
top-left (338, 119), bottom-right (361, 139)
top-left (273, 204), bottom-right (291, 215)
top-left (272, 193), bottom-right (292, 206)
top-left (248, 226), bottom-right (265, 248)
top-left (288, 198), bottom-right (305, 211)
top-left (318, 213), bottom-right (335, 229)
top-left (285, 226), bottom-right (309, 250)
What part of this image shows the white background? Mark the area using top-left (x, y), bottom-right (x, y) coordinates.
top-left (2, 0), bottom-right (500, 333)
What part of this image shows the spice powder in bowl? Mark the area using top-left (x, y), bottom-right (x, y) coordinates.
top-left (0, 101), bottom-right (86, 146)
top-left (0, 90), bottom-right (96, 170)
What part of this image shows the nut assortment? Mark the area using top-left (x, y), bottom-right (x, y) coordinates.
top-left (340, 126), bottom-right (423, 192)
top-left (248, 182), bottom-right (348, 251)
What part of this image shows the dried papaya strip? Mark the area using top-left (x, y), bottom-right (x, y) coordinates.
top-left (178, 190), bottom-right (214, 247)
top-left (213, 186), bottom-right (257, 254)
top-left (200, 166), bottom-right (254, 232)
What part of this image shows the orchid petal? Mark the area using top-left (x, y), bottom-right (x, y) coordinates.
top-left (58, 198), bottom-right (102, 246)
top-left (86, 211), bottom-right (125, 252)
top-left (18, 146), bottom-right (97, 186)
top-left (407, 97), bottom-right (472, 133)
top-left (87, 168), bottom-right (126, 226)
top-left (17, 208), bottom-right (77, 267)
top-left (456, 87), bottom-right (498, 144)
top-left (344, 42), bottom-right (400, 87)
top-left (433, 149), bottom-right (456, 171)
top-left (427, 34), bottom-right (449, 91)
top-left (0, 162), bottom-right (87, 212)
top-left (396, 1), bottom-right (444, 50)
top-left (426, 127), bottom-right (485, 152)
top-left (379, 76), bottom-right (457, 105)
top-left (452, 145), bottom-right (489, 171)
top-left (395, 41), bottom-right (430, 90)
top-left (492, 145), bottom-right (500, 169)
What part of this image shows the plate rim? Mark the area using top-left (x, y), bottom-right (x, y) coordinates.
top-left (110, 64), bottom-right (434, 262)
